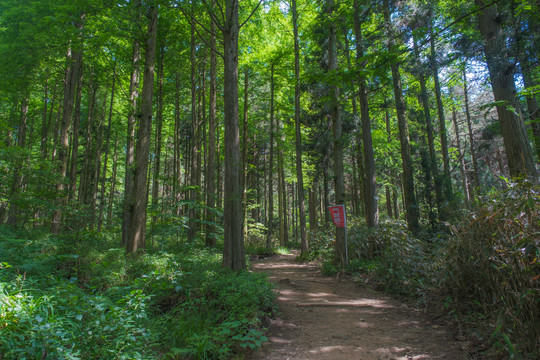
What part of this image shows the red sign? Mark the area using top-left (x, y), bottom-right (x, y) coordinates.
top-left (329, 205), bottom-right (346, 228)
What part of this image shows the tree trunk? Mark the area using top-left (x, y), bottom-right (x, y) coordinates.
top-left (51, 38), bottom-right (83, 234)
top-left (174, 73), bottom-right (183, 215)
top-left (7, 96), bottom-right (29, 227)
top-left (343, 32), bottom-right (360, 217)
top-left (267, 63), bottom-right (275, 251)
top-left (325, 0), bottom-right (346, 267)
top-left (308, 186), bottom-right (318, 231)
top-left (278, 118), bottom-right (288, 247)
top-left (451, 97), bottom-right (470, 209)
top-left (126, 5), bottom-right (158, 253)
top-left (413, 37), bottom-right (439, 223)
top-left (79, 77), bottom-right (97, 209)
top-left (68, 67), bottom-right (83, 201)
top-left (98, 68), bottom-right (116, 231)
top-left (475, 0), bottom-right (537, 179)
top-left (323, 164), bottom-right (330, 226)
top-left (121, 39), bottom-right (141, 246)
top-left (242, 67), bottom-right (249, 240)
top-left (383, 0), bottom-right (419, 234)
top-left (188, 13), bottom-right (198, 243)
top-left (107, 131), bottom-right (119, 228)
top-left (430, 23), bottom-right (453, 208)
top-left (353, 0), bottom-right (378, 228)
top-left (291, 0), bottom-right (308, 254)
top-left (462, 65), bottom-right (480, 193)
top-left (151, 47), bottom-right (164, 218)
top-left (206, 11), bottom-right (217, 247)
top-left (222, 0), bottom-right (245, 270)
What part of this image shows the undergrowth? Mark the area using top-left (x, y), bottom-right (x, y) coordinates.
top-left (0, 227), bottom-right (275, 359)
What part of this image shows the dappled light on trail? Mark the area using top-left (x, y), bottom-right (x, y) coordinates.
top-left (247, 252), bottom-right (465, 360)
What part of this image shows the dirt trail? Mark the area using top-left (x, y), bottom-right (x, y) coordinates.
top-left (247, 252), bottom-right (466, 360)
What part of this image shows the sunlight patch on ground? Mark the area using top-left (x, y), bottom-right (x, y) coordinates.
top-left (256, 263), bottom-right (314, 269)
top-left (297, 298), bottom-right (394, 308)
top-left (374, 346), bottom-right (433, 359)
top-left (268, 336), bottom-right (292, 344)
top-left (307, 345), bottom-right (357, 354)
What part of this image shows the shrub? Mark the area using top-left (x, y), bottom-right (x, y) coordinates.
top-left (441, 181), bottom-right (539, 358)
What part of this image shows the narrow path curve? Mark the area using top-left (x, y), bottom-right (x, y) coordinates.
top-left (247, 251), bottom-right (466, 360)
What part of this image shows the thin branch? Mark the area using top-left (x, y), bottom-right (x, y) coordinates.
top-left (201, 0), bottom-right (226, 30)
top-left (240, 0), bottom-right (264, 29)
top-left (179, 6), bottom-right (225, 59)
top-left (178, 5), bottom-right (223, 39)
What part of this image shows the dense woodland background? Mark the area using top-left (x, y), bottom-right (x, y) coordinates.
top-left (0, 0), bottom-right (538, 359)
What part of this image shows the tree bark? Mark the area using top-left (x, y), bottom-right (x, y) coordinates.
top-left (462, 65), bottom-right (480, 193)
top-left (107, 131), bottom-right (119, 228)
top-left (325, 0), bottom-right (346, 267)
top-left (98, 68), bottom-right (116, 231)
top-left (413, 37), bottom-right (440, 222)
top-left (451, 96), bottom-right (470, 209)
top-left (222, 0), bottom-right (245, 270)
top-left (383, 0), bottom-right (419, 234)
top-left (51, 36), bottom-right (83, 234)
top-left (122, 39), bottom-right (141, 246)
top-left (151, 47), bottom-right (164, 218)
top-left (267, 63), bottom-right (275, 251)
top-left (353, 0), bottom-right (378, 228)
top-left (126, 5), bottom-right (158, 253)
top-left (291, 0), bottom-right (308, 254)
top-left (242, 67), bottom-right (249, 240)
top-left (430, 23), bottom-right (453, 208)
top-left (206, 11), bottom-right (217, 247)
top-left (188, 12), bottom-right (198, 243)
top-left (7, 96), bottom-right (29, 226)
top-left (475, 0), bottom-right (537, 179)
top-left (308, 186), bottom-right (318, 231)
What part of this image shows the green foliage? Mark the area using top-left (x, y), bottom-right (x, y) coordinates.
top-left (347, 219), bottom-right (432, 299)
top-left (440, 181), bottom-right (539, 358)
top-left (0, 227), bottom-right (275, 359)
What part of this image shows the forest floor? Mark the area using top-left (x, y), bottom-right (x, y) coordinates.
top-left (246, 251), bottom-right (468, 360)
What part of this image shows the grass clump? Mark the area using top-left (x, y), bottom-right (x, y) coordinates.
top-left (440, 182), bottom-right (539, 359)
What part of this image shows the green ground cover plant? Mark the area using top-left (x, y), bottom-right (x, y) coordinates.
top-left (0, 228), bottom-right (275, 359)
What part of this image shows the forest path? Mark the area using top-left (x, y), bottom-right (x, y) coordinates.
top-left (246, 251), bottom-right (466, 360)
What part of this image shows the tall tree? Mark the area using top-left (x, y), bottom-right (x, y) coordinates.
top-left (51, 17), bottom-right (84, 234)
top-left (475, 0), bottom-right (537, 179)
top-left (429, 22), bottom-right (453, 209)
top-left (324, 0), bottom-right (346, 267)
top-left (122, 35), bottom-right (141, 246)
top-left (383, 0), bottom-right (419, 234)
top-left (267, 62), bottom-right (275, 251)
top-left (291, 0), bottom-right (308, 254)
top-left (353, 0), bottom-right (378, 228)
top-left (126, 5), bottom-right (158, 253)
top-left (205, 2), bottom-right (218, 247)
top-left (221, 0), bottom-right (245, 270)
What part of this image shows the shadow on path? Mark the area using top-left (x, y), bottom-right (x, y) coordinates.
top-left (246, 252), bottom-right (466, 360)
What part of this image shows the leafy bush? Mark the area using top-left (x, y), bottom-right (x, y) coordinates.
top-left (347, 220), bottom-right (431, 298)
